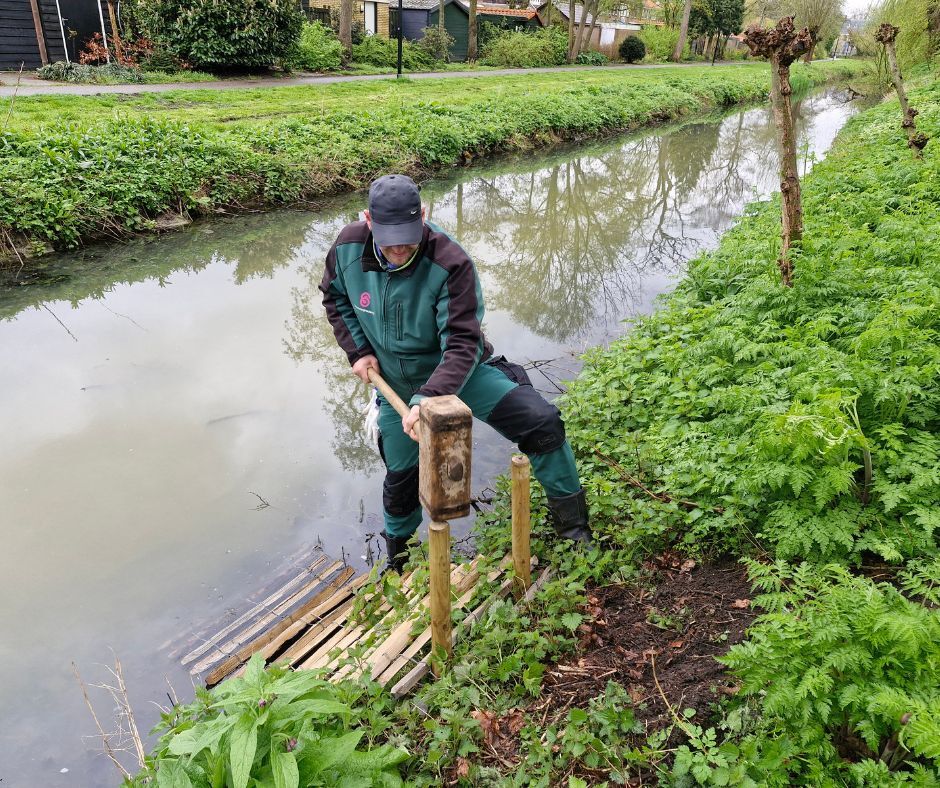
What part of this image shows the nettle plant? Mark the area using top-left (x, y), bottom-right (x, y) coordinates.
top-left (131, 654), bottom-right (407, 788)
top-left (717, 561), bottom-right (940, 782)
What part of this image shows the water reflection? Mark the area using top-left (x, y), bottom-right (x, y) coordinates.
top-left (0, 87), bottom-right (857, 787)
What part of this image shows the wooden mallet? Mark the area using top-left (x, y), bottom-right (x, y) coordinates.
top-left (367, 368), bottom-right (473, 671)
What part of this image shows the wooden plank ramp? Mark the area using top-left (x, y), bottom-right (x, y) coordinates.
top-left (183, 546), bottom-right (546, 697)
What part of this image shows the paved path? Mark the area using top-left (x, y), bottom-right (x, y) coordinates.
top-left (0, 61), bottom-right (753, 97)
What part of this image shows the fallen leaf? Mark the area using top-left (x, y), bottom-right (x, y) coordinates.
top-left (455, 757), bottom-right (470, 778)
top-left (680, 559), bottom-right (696, 573)
top-left (669, 640), bottom-right (684, 649)
top-left (504, 709), bottom-right (525, 735)
top-left (732, 599), bottom-right (751, 609)
top-left (470, 709), bottom-right (499, 746)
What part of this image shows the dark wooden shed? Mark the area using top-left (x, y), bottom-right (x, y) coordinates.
top-left (428, 0), bottom-right (540, 60)
top-left (0, 0), bottom-right (73, 68)
top-left (392, 0), bottom-right (439, 42)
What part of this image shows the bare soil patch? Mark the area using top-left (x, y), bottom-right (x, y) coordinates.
top-left (469, 553), bottom-right (758, 785)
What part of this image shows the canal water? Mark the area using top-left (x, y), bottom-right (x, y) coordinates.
top-left (0, 87), bottom-right (858, 786)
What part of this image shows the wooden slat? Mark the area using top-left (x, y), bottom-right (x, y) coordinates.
top-left (330, 561), bottom-right (481, 682)
top-left (181, 555), bottom-right (329, 665)
top-left (373, 559), bottom-right (523, 686)
top-left (203, 568), bottom-right (361, 685)
top-left (190, 559), bottom-right (344, 673)
top-left (390, 566), bottom-right (553, 698)
top-left (283, 570), bottom-right (418, 668)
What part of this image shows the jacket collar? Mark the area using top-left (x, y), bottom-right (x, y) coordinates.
top-left (361, 224), bottom-right (430, 278)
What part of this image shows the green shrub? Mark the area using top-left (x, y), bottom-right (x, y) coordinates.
top-left (575, 50), bottom-right (608, 65)
top-left (137, 0), bottom-right (303, 68)
top-left (417, 25), bottom-right (455, 62)
top-left (638, 25), bottom-right (679, 61)
top-left (289, 21), bottom-right (343, 72)
top-left (704, 562), bottom-right (940, 783)
top-left (619, 35), bottom-right (646, 62)
top-left (351, 35), bottom-right (435, 69)
top-left (36, 61), bottom-right (144, 83)
top-left (482, 27), bottom-right (568, 68)
top-left (130, 654), bottom-right (409, 787)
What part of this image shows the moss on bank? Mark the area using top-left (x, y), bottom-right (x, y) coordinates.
top-left (0, 60), bottom-right (868, 259)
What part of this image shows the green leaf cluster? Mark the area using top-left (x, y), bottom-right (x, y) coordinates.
top-left (131, 654), bottom-right (407, 788)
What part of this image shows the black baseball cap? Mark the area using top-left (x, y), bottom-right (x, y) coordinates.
top-left (368, 174), bottom-right (423, 247)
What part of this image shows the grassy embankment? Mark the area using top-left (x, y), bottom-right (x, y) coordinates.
top-left (0, 59), bottom-right (867, 260)
top-left (131, 71), bottom-right (938, 786)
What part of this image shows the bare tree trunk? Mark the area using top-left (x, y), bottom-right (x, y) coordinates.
top-left (877, 24), bottom-right (929, 156)
top-left (467, 0), bottom-right (478, 61)
top-left (671, 0), bottom-right (692, 61)
top-left (744, 17), bottom-right (813, 287)
top-left (770, 57), bottom-right (801, 286)
top-left (340, 0), bottom-right (353, 58)
top-left (568, 0), bottom-right (576, 61)
top-left (575, 0), bottom-right (596, 55)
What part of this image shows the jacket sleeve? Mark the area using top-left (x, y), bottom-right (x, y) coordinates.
top-left (319, 242), bottom-right (375, 366)
top-left (410, 254), bottom-right (486, 405)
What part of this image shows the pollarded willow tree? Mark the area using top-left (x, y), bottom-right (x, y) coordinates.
top-left (875, 23), bottom-right (930, 156)
top-left (743, 16), bottom-right (813, 287)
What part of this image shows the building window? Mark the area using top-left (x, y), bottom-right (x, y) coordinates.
top-left (389, 7), bottom-right (400, 36)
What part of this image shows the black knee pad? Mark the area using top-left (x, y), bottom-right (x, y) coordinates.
top-left (383, 465), bottom-right (420, 516)
top-left (486, 385), bottom-right (566, 456)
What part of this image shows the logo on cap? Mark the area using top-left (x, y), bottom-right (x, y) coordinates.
top-left (359, 292), bottom-right (372, 308)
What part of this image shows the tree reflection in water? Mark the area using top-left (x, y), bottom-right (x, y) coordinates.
top-left (283, 88), bottom-right (851, 471)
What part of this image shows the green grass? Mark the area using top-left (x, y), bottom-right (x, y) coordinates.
top-left (141, 69), bottom-right (218, 84)
top-left (0, 59), bottom-right (868, 256)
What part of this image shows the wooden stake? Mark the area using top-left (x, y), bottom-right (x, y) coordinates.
top-left (428, 520), bottom-right (452, 675)
top-left (511, 454), bottom-right (532, 599)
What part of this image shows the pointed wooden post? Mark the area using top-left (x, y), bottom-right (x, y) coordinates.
top-left (418, 395), bottom-right (473, 676)
top-left (511, 455), bottom-right (532, 599)
top-left (428, 520), bottom-right (452, 674)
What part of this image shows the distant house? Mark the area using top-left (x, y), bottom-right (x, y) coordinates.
top-left (303, 0), bottom-right (392, 37)
top-left (535, 0), bottom-right (644, 53)
top-left (428, 0), bottom-right (540, 60)
top-left (0, 0), bottom-right (107, 68)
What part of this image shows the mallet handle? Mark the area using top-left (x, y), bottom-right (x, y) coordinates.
top-left (367, 368), bottom-right (422, 437)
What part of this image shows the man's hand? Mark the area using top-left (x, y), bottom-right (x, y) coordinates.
top-left (402, 404), bottom-right (421, 442)
top-left (351, 355), bottom-right (380, 384)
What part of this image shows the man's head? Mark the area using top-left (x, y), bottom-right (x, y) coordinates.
top-left (365, 174), bottom-right (426, 266)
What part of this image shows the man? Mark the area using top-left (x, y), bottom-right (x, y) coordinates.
top-left (320, 174), bottom-right (592, 573)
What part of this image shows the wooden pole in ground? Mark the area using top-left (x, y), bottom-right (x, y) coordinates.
top-left (511, 455), bottom-right (531, 599)
top-left (428, 520), bottom-right (452, 674)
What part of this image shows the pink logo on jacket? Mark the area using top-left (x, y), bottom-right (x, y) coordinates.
top-left (359, 292), bottom-right (371, 308)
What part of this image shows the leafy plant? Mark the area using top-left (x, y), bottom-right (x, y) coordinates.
top-left (351, 36), bottom-right (435, 69)
top-left (481, 27), bottom-right (568, 68)
top-left (575, 50), bottom-right (608, 66)
top-left (713, 561), bottom-right (940, 781)
top-left (417, 26), bottom-right (455, 63)
top-left (37, 61), bottom-right (145, 83)
top-left (131, 654), bottom-right (408, 787)
top-left (288, 22), bottom-right (343, 72)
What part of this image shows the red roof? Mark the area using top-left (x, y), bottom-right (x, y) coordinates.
top-left (477, 4), bottom-right (537, 17)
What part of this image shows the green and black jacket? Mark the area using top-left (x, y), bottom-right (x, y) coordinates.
top-left (319, 220), bottom-right (493, 406)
